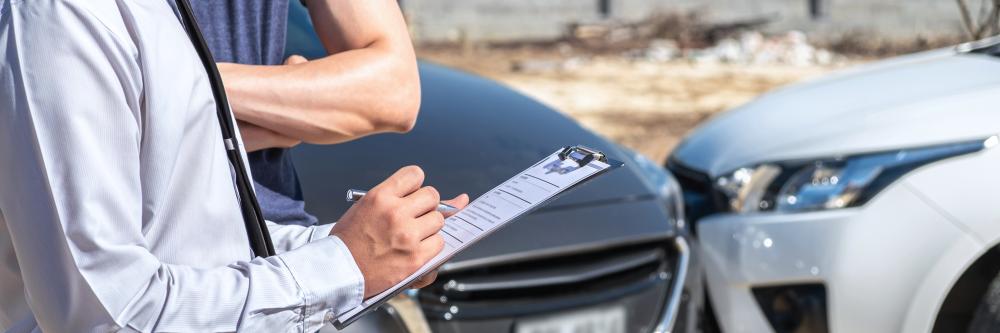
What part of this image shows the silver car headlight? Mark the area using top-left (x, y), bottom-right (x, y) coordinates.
top-left (715, 137), bottom-right (996, 214)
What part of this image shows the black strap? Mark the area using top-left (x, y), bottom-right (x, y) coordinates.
top-left (174, 0), bottom-right (276, 257)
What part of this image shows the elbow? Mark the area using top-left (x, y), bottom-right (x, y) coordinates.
top-left (380, 66), bottom-right (421, 134)
top-left (302, 77), bottom-right (420, 144)
top-left (308, 49), bottom-right (421, 141)
top-left (304, 88), bottom-right (418, 144)
top-left (383, 40), bottom-right (422, 134)
top-left (391, 82), bottom-right (421, 133)
top-left (347, 41), bottom-right (421, 134)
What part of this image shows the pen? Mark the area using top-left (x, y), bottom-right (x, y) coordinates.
top-left (345, 189), bottom-right (459, 214)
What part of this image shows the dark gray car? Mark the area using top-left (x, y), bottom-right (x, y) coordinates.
top-left (285, 3), bottom-right (701, 332)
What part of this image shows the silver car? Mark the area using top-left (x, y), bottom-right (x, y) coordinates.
top-left (667, 37), bottom-right (1000, 332)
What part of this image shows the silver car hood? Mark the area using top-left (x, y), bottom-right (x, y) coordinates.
top-left (671, 49), bottom-right (1000, 177)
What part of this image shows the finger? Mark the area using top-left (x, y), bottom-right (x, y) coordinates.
top-left (409, 271), bottom-right (438, 289)
top-left (441, 193), bottom-right (470, 218)
top-left (373, 166), bottom-right (424, 197)
top-left (417, 233), bottom-right (446, 263)
top-left (402, 186), bottom-right (440, 217)
top-left (413, 210), bottom-right (445, 241)
top-left (284, 54), bottom-right (308, 65)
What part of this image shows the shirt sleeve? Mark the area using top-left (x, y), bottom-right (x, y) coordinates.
top-left (0, 1), bottom-right (361, 332)
top-left (266, 221), bottom-right (336, 253)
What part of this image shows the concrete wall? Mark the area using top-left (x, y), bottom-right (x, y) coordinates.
top-left (402, 0), bottom-right (672, 43)
top-left (401, 0), bottom-right (970, 43)
top-left (662, 0), bottom-right (967, 40)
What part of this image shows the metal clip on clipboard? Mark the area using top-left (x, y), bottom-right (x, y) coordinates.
top-left (550, 145), bottom-right (623, 195)
top-left (558, 145), bottom-right (607, 166)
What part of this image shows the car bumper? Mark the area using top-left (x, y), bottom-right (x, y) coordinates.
top-left (698, 183), bottom-right (981, 333)
top-left (327, 235), bottom-right (700, 333)
top-left (425, 235), bottom-right (700, 333)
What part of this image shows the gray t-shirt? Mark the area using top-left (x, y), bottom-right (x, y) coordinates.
top-left (190, 0), bottom-right (318, 226)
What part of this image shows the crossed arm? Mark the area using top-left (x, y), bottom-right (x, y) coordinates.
top-left (219, 0), bottom-right (421, 151)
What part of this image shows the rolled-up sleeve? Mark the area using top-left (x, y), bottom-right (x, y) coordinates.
top-left (0, 1), bottom-right (361, 332)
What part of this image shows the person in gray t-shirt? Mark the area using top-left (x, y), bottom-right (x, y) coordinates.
top-left (190, 0), bottom-right (423, 227)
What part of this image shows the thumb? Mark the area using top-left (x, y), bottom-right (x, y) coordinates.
top-left (284, 54), bottom-right (308, 65)
top-left (441, 193), bottom-right (470, 218)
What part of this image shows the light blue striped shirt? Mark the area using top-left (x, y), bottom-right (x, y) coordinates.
top-left (0, 0), bottom-right (364, 331)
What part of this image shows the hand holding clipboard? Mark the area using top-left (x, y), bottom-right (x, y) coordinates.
top-left (335, 146), bottom-right (623, 329)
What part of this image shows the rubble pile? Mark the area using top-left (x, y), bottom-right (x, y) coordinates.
top-left (629, 31), bottom-right (839, 66)
top-left (495, 15), bottom-right (850, 74)
top-left (565, 14), bottom-right (842, 67)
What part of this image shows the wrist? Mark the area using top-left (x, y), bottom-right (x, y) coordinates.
top-left (216, 62), bottom-right (258, 111)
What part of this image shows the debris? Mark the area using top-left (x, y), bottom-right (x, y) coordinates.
top-left (646, 39), bottom-right (681, 62)
top-left (625, 31), bottom-right (844, 66)
top-left (563, 13), bottom-right (843, 66)
top-left (510, 59), bottom-right (563, 73)
top-left (509, 57), bottom-right (588, 73)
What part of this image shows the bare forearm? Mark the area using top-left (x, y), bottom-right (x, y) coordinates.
top-left (220, 45), bottom-right (419, 144)
top-left (238, 121), bottom-right (300, 152)
top-left (219, 0), bottom-right (419, 145)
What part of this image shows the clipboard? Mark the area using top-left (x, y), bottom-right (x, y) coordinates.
top-left (334, 145), bottom-right (623, 329)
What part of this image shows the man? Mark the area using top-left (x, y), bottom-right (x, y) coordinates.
top-left (191, 0), bottom-right (421, 227)
top-left (0, 0), bottom-right (466, 331)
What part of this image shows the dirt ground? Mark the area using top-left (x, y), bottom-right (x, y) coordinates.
top-left (419, 48), bottom-right (851, 163)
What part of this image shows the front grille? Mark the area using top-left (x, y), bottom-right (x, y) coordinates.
top-left (666, 159), bottom-right (722, 230)
top-left (419, 241), bottom-right (675, 320)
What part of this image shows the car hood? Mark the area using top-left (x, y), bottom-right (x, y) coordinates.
top-left (671, 49), bottom-right (1000, 176)
top-left (292, 63), bottom-right (677, 263)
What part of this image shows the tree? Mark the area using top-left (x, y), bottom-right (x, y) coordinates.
top-left (956, 0), bottom-right (1000, 39)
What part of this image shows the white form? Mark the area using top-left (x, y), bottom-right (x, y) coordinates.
top-left (336, 148), bottom-right (616, 326)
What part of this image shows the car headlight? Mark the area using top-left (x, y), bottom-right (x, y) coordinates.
top-left (715, 137), bottom-right (996, 214)
top-left (627, 149), bottom-right (686, 230)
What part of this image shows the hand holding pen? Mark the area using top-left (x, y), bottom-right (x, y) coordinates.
top-left (347, 189), bottom-right (460, 214)
top-left (329, 167), bottom-right (469, 297)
